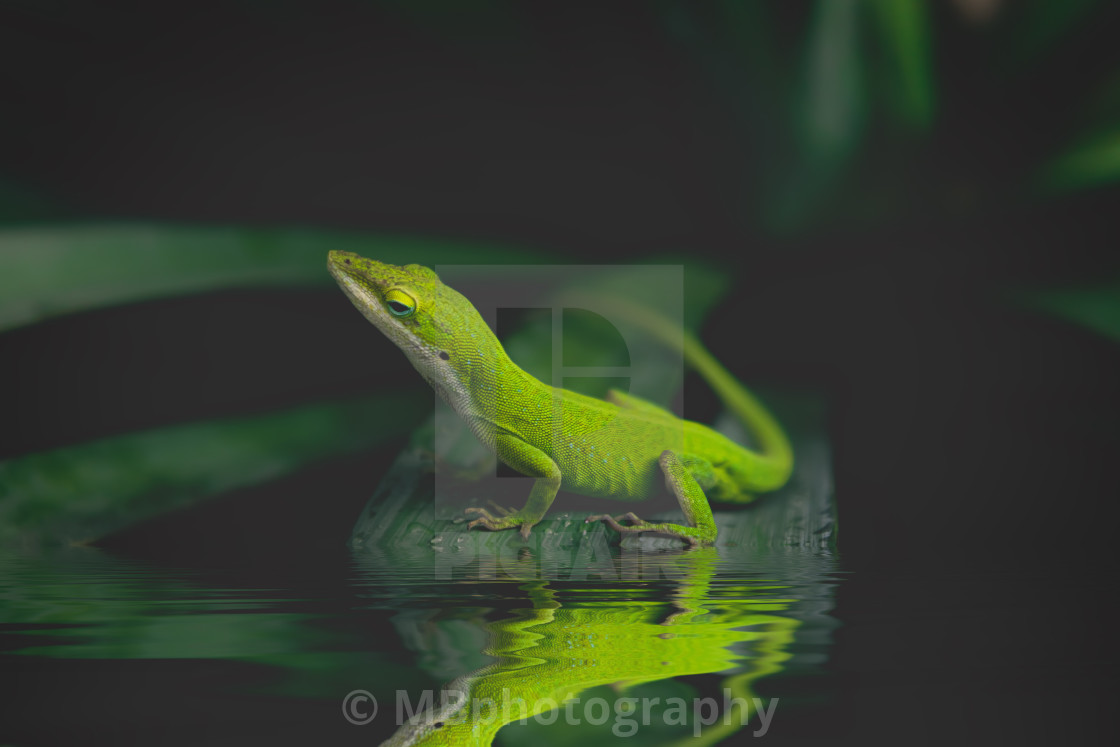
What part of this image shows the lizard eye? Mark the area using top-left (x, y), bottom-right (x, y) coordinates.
top-left (385, 289), bottom-right (416, 317)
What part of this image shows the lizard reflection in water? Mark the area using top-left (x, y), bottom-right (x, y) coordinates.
top-left (381, 549), bottom-right (797, 746)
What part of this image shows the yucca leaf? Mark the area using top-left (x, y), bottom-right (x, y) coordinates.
top-left (0, 392), bottom-right (427, 546)
top-left (0, 224), bottom-right (537, 332)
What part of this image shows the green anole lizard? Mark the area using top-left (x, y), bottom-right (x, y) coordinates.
top-left (328, 252), bottom-right (792, 546)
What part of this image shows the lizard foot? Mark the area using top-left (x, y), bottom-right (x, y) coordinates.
top-left (465, 507), bottom-right (534, 539)
top-left (585, 512), bottom-right (705, 548)
top-left (585, 512), bottom-right (653, 534)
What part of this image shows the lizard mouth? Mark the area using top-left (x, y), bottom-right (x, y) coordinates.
top-left (326, 252), bottom-right (436, 361)
top-left (326, 250), bottom-right (365, 285)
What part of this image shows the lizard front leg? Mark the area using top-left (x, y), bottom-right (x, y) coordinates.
top-left (466, 434), bottom-right (561, 540)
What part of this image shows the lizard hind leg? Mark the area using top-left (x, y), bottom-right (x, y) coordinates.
top-left (587, 451), bottom-right (718, 547)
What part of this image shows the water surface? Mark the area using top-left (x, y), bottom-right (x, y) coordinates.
top-left (0, 542), bottom-right (841, 745)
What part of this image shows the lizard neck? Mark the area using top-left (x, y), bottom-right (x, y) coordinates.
top-left (427, 317), bottom-right (546, 423)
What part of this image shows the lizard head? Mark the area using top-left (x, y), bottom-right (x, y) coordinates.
top-left (327, 251), bottom-right (492, 406)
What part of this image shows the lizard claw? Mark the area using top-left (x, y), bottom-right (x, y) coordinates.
top-left (464, 502), bottom-right (539, 539)
top-left (586, 512), bottom-right (654, 534)
top-left (587, 513), bottom-right (707, 548)
top-left (465, 506), bottom-right (530, 536)
top-left (465, 507), bottom-right (500, 531)
top-left (465, 507), bottom-right (498, 521)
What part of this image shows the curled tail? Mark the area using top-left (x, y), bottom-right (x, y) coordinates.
top-left (677, 328), bottom-right (793, 489)
top-left (569, 293), bottom-right (794, 491)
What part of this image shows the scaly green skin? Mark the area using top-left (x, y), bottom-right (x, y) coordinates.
top-left (327, 251), bottom-right (793, 546)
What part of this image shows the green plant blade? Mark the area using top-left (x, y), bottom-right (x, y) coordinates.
top-left (868, 0), bottom-right (935, 129)
top-left (1044, 129), bottom-right (1120, 191)
top-left (0, 224), bottom-right (538, 332)
top-left (1016, 281), bottom-right (1120, 343)
top-left (0, 391), bottom-right (427, 547)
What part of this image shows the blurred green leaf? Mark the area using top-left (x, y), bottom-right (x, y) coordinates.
top-left (1017, 281), bottom-right (1120, 343)
top-left (800, 0), bottom-right (866, 162)
top-left (1040, 64), bottom-right (1120, 191)
top-left (0, 224), bottom-right (539, 332)
top-left (1011, 0), bottom-right (1100, 62)
top-left (868, 0), bottom-right (935, 129)
top-left (769, 0), bottom-right (867, 232)
top-left (1044, 129), bottom-right (1120, 191)
top-left (0, 392), bottom-right (427, 546)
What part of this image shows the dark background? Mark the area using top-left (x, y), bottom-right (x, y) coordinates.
top-left (3, 1), bottom-right (1119, 744)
